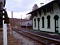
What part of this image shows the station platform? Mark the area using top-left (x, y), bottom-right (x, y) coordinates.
top-left (0, 28), bottom-right (20, 45)
top-left (8, 33), bottom-right (20, 45)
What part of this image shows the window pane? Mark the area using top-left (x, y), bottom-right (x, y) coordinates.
top-left (34, 19), bottom-right (36, 27)
top-left (47, 15), bottom-right (50, 28)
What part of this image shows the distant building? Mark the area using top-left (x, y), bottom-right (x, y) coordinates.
top-left (9, 18), bottom-right (21, 29)
top-left (28, 0), bottom-right (60, 33)
top-left (20, 19), bottom-right (32, 29)
top-left (9, 18), bottom-right (32, 30)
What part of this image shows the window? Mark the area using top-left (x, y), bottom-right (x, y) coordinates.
top-left (34, 19), bottom-right (36, 27)
top-left (37, 18), bottom-right (40, 21)
top-left (37, 18), bottom-right (40, 29)
top-left (47, 15), bottom-right (50, 28)
top-left (42, 17), bottom-right (44, 28)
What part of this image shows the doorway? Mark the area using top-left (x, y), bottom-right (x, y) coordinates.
top-left (54, 15), bottom-right (59, 33)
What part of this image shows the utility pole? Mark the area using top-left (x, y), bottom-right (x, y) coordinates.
top-left (21, 15), bottom-right (22, 28)
top-left (0, 0), bottom-right (9, 45)
top-left (10, 11), bottom-right (13, 35)
top-left (11, 11), bottom-right (13, 18)
top-left (26, 15), bottom-right (27, 30)
top-left (3, 8), bottom-right (9, 45)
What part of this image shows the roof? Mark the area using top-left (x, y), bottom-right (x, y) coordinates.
top-left (28, 0), bottom-right (60, 14)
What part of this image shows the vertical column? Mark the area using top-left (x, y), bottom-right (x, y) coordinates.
top-left (37, 18), bottom-right (40, 30)
top-left (3, 20), bottom-right (7, 45)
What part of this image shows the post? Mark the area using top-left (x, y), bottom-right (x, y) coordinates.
top-left (10, 11), bottom-right (13, 34)
top-left (11, 11), bottom-right (13, 18)
top-left (3, 20), bottom-right (7, 45)
top-left (26, 15), bottom-right (27, 30)
top-left (21, 15), bottom-right (22, 28)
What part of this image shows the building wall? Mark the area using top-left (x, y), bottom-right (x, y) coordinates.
top-left (33, 3), bottom-right (60, 33)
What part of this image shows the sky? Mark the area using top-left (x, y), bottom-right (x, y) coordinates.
top-left (5, 0), bottom-right (53, 19)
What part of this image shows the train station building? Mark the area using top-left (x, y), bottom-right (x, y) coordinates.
top-left (28, 0), bottom-right (60, 34)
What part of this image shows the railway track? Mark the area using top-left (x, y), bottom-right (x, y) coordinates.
top-left (14, 29), bottom-right (60, 45)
